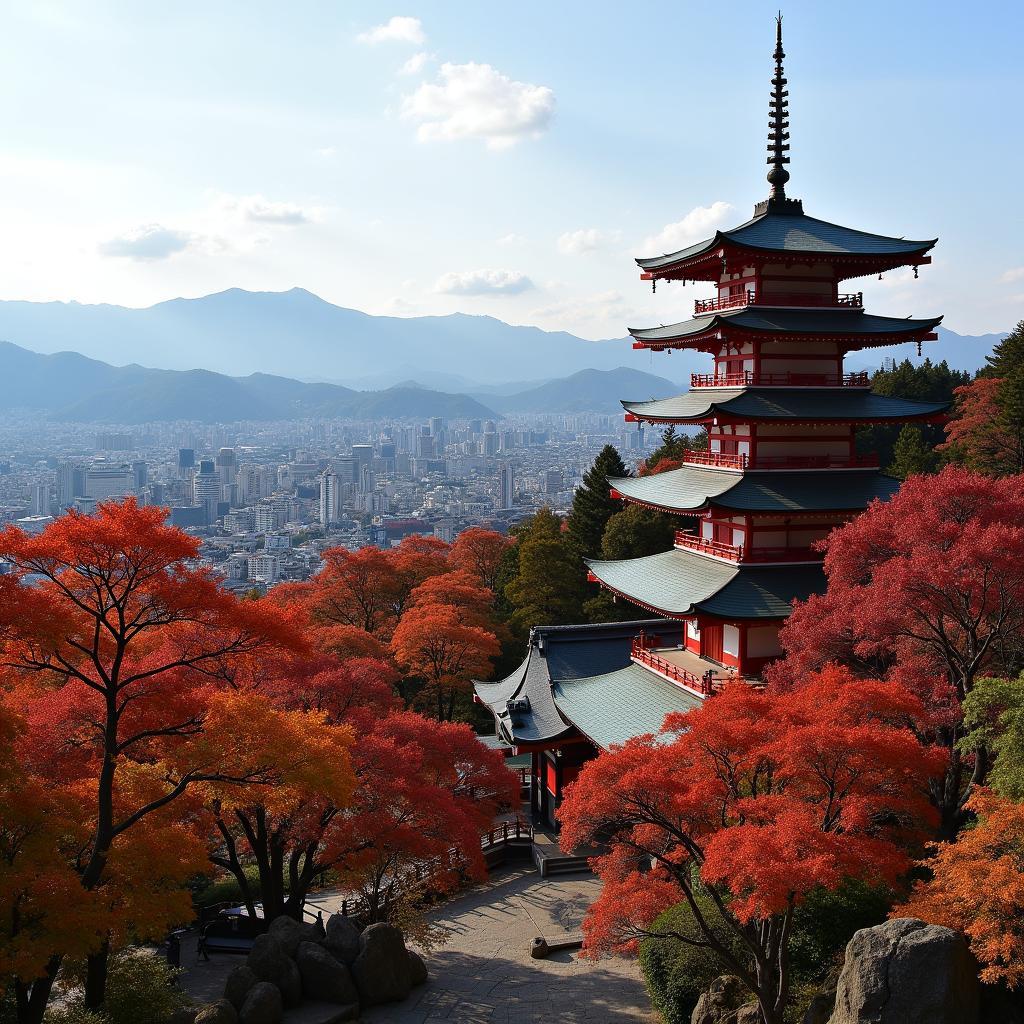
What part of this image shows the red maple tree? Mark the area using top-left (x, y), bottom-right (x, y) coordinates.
top-left (450, 527), bottom-right (513, 591)
top-left (0, 500), bottom-right (305, 1020)
top-left (768, 467), bottom-right (1024, 836)
top-left (557, 666), bottom-right (941, 1024)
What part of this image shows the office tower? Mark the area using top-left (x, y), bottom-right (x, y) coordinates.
top-left (544, 469), bottom-right (564, 494)
top-left (498, 462), bottom-right (515, 510)
top-left (193, 459), bottom-right (221, 524)
top-left (415, 434), bottom-right (436, 459)
top-left (351, 444), bottom-right (374, 468)
top-left (178, 449), bottom-right (195, 477)
top-left (358, 463), bottom-right (374, 495)
top-left (215, 448), bottom-right (237, 488)
top-left (131, 461), bottom-right (148, 492)
top-left (56, 462), bottom-right (85, 507)
top-left (84, 464), bottom-right (135, 501)
top-left (30, 484), bottom-right (49, 515)
top-left (319, 470), bottom-right (342, 528)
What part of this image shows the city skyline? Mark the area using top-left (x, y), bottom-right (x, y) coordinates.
top-left (0, 1), bottom-right (1018, 340)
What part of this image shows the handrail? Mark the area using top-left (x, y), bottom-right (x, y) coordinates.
top-left (690, 371), bottom-right (871, 388)
top-left (680, 450), bottom-right (879, 471)
top-left (674, 532), bottom-right (741, 561)
top-left (682, 449), bottom-right (747, 470)
top-left (631, 640), bottom-right (731, 696)
top-left (693, 290), bottom-right (863, 316)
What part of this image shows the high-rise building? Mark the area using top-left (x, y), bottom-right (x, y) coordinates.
top-left (131, 461), bottom-right (148, 492)
top-left (498, 462), bottom-right (515, 510)
top-left (84, 464), bottom-right (135, 501)
top-left (30, 484), bottom-right (49, 516)
top-left (319, 470), bottom-right (342, 528)
top-left (178, 449), bottom-right (195, 477)
top-left (193, 460), bottom-right (221, 524)
top-left (56, 462), bottom-right (85, 507)
top-left (473, 17), bottom-right (947, 831)
top-left (544, 469), bottom-right (564, 495)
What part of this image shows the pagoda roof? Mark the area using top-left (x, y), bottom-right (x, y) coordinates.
top-left (610, 466), bottom-right (899, 515)
top-left (621, 388), bottom-right (948, 425)
top-left (636, 209), bottom-right (936, 274)
top-left (585, 548), bottom-right (825, 620)
top-left (552, 664), bottom-right (702, 749)
top-left (629, 309), bottom-right (943, 346)
top-left (472, 618), bottom-right (684, 746)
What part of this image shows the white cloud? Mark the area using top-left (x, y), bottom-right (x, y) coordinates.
top-left (218, 193), bottom-right (311, 225)
top-left (557, 228), bottom-right (619, 255)
top-left (399, 51), bottom-right (432, 76)
top-left (316, 146), bottom-right (337, 159)
top-left (496, 233), bottom-right (526, 246)
top-left (999, 267), bottom-right (1024, 284)
top-left (641, 201), bottom-right (734, 254)
top-left (434, 268), bottom-right (534, 296)
top-left (98, 224), bottom-right (194, 261)
top-left (356, 16), bottom-right (425, 45)
top-left (402, 62), bottom-right (555, 150)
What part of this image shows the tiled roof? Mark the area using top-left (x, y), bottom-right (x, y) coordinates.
top-left (472, 619), bottom-right (683, 745)
top-left (553, 664), bottom-right (702, 750)
top-left (621, 388), bottom-right (948, 424)
top-left (629, 310), bottom-right (943, 344)
top-left (611, 467), bottom-right (900, 514)
top-left (637, 211), bottom-right (936, 271)
top-left (585, 549), bottom-right (825, 620)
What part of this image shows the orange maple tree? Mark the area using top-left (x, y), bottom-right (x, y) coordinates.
top-left (557, 666), bottom-right (942, 1024)
top-left (450, 527), bottom-right (513, 591)
top-left (0, 500), bottom-right (304, 1020)
top-left (896, 788), bottom-right (1024, 988)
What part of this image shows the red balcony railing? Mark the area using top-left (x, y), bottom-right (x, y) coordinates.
top-left (693, 290), bottom-right (863, 316)
top-left (680, 450), bottom-right (878, 471)
top-left (682, 449), bottom-right (747, 470)
top-left (674, 532), bottom-right (742, 561)
top-left (690, 371), bottom-right (871, 389)
top-left (631, 640), bottom-right (731, 696)
top-left (675, 532), bottom-right (823, 564)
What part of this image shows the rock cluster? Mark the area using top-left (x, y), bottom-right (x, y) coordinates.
top-left (192, 914), bottom-right (427, 1024)
top-left (690, 975), bottom-right (760, 1024)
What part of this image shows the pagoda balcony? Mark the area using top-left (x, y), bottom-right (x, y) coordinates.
top-left (693, 290), bottom-right (864, 316)
top-left (630, 639), bottom-right (761, 698)
top-left (690, 370), bottom-right (870, 389)
top-left (681, 449), bottom-right (879, 471)
top-left (674, 531), bottom-right (822, 564)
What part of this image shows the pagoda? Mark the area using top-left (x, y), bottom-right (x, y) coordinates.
top-left (476, 17), bottom-right (947, 831)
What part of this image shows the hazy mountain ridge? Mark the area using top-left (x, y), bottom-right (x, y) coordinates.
top-left (482, 367), bottom-right (680, 413)
top-left (0, 289), bottom-right (997, 390)
top-left (0, 342), bottom-right (497, 423)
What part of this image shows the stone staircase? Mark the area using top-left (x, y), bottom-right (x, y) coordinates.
top-left (531, 830), bottom-right (595, 877)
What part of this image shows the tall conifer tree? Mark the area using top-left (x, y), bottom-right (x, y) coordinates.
top-left (566, 445), bottom-right (629, 558)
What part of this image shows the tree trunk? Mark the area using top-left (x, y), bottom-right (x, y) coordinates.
top-left (14, 957), bottom-right (61, 1024)
top-left (83, 941), bottom-right (110, 1010)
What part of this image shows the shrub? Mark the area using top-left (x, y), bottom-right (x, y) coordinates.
top-left (103, 950), bottom-right (188, 1024)
top-left (639, 880), bottom-right (891, 1024)
top-left (42, 1010), bottom-right (107, 1024)
top-left (638, 892), bottom-right (746, 1024)
top-left (194, 865), bottom-right (263, 909)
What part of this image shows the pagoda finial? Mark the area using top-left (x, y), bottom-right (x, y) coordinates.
top-left (766, 12), bottom-right (790, 199)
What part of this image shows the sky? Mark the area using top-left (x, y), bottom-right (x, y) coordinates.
top-left (0, 0), bottom-right (1020, 339)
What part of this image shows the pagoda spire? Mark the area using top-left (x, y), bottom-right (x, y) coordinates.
top-left (757, 13), bottom-right (802, 216)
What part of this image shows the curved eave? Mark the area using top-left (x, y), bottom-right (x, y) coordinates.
top-left (610, 467), bottom-right (901, 516)
top-left (585, 549), bottom-right (824, 621)
top-left (620, 391), bottom-right (950, 426)
top-left (628, 313), bottom-right (944, 349)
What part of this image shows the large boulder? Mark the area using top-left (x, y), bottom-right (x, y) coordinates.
top-left (324, 914), bottom-right (361, 965)
top-left (351, 922), bottom-right (414, 1005)
top-left (194, 1000), bottom-right (238, 1024)
top-left (407, 950), bottom-right (428, 986)
top-left (238, 982), bottom-right (283, 1024)
top-left (828, 918), bottom-right (980, 1024)
top-left (246, 934), bottom-right (302, 1007)
top-left (266, 915), bottom-right (322, 958)
top-left (691, 976), bottom-right (760, 1024)
top-left (295, 940), bottom-right (359, 1005)
top-left (224, 964), bottom-right (258, 1011)
top-left (170, 1008), bottom-right (198, 1024)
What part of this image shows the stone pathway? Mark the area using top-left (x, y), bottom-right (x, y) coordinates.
top-left (182, 867), bottom-right (655, 1023)
top-left (360, 868), bottom-right (655, 1024)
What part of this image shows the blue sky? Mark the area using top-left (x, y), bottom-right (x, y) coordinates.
top-left (0, 0), bottom-right (1019, 338)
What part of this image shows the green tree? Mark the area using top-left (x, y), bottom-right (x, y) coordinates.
top-left (583, 504), bottom-right (677, 623)
top-left (887, 425), bottom-right (939, 479)
top-left (857, 358), bottom-right (969, 469)
top-left (644, 425), bottom-right (707, 474)
top-left (565, 445), bottom-right (629, 559)
top-left (504, 508), bottom-right (584, 632)
top-left (960, 673), bottom-right (1024, 801)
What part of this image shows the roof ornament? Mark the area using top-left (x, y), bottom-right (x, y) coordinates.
top-left (757, 13), bottom-right (803, 216)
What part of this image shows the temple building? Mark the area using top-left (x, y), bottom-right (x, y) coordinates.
top-left (475, 17), bottom-right (947, 830)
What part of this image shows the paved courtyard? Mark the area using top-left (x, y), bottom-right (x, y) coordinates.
top-left (183, 867), bottom-right (656, 1023)
top-left (359, 868), bottom-right (656, 1024)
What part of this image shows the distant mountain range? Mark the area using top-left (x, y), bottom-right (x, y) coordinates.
top-left (0, 287), bottom-right (1001, 387)
top-left (0, 342), bottom-right (681, 424)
